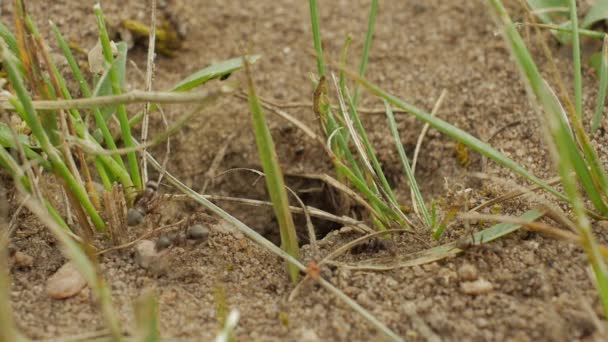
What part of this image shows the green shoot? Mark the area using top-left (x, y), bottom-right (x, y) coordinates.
top-left (353, 0), bottom-right (378, 106)
top-left (569, 0), bottom-right (582, 119)
top-left (93, 3), bottom-right (142, 190)
top-left (384, 101), bottom-right (432, 229)
top-left (309, 0), bottom-right (326, 76)
top-left (593, 34), bottom-right (608, 133)
top-left (244, 59), bottom-right (300, 283)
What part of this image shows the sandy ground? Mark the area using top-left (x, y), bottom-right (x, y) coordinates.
top-left (3, 0), bottom-right (608, 340)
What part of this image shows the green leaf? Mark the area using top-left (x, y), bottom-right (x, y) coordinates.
top-left (582, 0), bottom-right (608, 28)
top-left (0, 123), bottom-right (32, 148)
top-left (171, 55), bottom-right (261, 92)
top-left (527, 0), bottom-right (569, 23)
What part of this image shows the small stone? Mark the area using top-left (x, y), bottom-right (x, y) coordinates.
top-left (127, 208), bottom-right (145, 226)
top-left (186, 224), bottom-right (209, 241)
top-left (46, 262), bottom-right (87, 299)
top-left (134, 240), bottom-right (159, 270)
top-left (155, 236), bottom-right (171, 251)
top-left (12, 251), bottom-right (34, 268)
top-left (460, 278), bottom-right (493, 295)
top-left (135, 240), bottom-right (168, 274)
top-left (458, 263), bottom-right (478, 281)
top-left (298, 328), bottom-right (320, 342)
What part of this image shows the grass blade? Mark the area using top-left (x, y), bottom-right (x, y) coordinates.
top-left (353, 0), bottom-right (378, 106)
top-left (339, 65), bottom-right (566, 203)
top-left (172, 55), bottom-right (261, 92)
top-left (50, 22), bottom-right (127, 172)
top-left (244, 59), bottom-right (300, 283)
top-left (309, 0), bottom-right (326, 76)
top-left (335, 209), bottom-right (545, 270)
top-left (570, 0), bottom-right (583, 119)
top-left (1, 39), bottom-right (105, 230)
top-left (593, 34), bottom-right (608, 133)
top-left (94, 3), bottom-right (142, 190)
top-left (490, 0), bottom-right (608, 318)
top-left (384, 101), bottom-right (432, 229)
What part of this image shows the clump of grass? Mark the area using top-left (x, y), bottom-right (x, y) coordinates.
top-left (0, 0), bottom-right (257, 338)
top-left (309, 0), bottom-right (427, 233)
top-left (488, 0), bottom-right (608, 318)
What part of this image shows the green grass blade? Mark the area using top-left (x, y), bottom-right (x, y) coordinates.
top-left (50, 22), bottom-right (127, 171)
top-left (488, 0), bottom-right (608, 213)
top-left (343, 85), bottom-right (398, 206)
top-left (309, 0), bottom-right (326, 76)
top-left (570, 0), bottom-right (583, 120)
top-left (0, 21), bottom-right (18, 55)
top-left (551, 92), bottom-right (608, 319)
top-left (172, 55), bottom-right (261, 92)
top-left (384, 101), bottom-right (432, 229)
top-left (342, 67), bottom-right (566, 203)
top-left (94, 3), bottom-right (142, 190)
top-left (92, 42), bottom-right (128, 121)
top-left (353, 0), bottom-right (378, 106)
top-left (1, 40), bottom-right (105, 230)
top-left (244, 60), bottom-right (300, 283)
top-left (593, 34), bottom-right (608, 133)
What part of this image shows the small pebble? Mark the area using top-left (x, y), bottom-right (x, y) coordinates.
top-left (127, 208), bottom-right (145, 226)
top-left (155, 236), bottom-right (171, 251)
top-left (134, 240), bottom-right (159, 270)
top-left (46, 262), bottom-right (87, 299)
top-left (12, 251), bottom-right (34, 268)
top-left (135, 240), bottom-right (168, 274)
top-left (460, 278), bottom-right (494, 295)
top-left (458, 263), bottom-right (478, 281)
top-left (186, 224), bottom-right (209, 241)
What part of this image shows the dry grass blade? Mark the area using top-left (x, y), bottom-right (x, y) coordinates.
top-left (140, 0), bottom-right (158, 185)
top-left (328, 209), bottom-right (544, 270)
top-left (461, 212), bottom-right (608, 257)
top-left (173, 194), bottom-right (371, 233)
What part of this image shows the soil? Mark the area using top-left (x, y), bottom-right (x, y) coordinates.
top-left (3, 0), bottom-right (608, 341)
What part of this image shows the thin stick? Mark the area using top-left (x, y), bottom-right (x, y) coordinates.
top-left (141, 0), bottom-right (158, 185)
